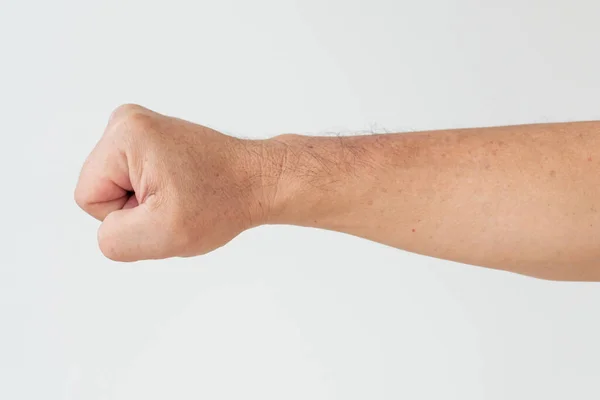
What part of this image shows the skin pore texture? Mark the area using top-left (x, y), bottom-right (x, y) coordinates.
top-left (75, 104), bottom-right (600, 281)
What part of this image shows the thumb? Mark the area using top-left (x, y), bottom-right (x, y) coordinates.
top-left (97, 202), bottom-right (173, 262)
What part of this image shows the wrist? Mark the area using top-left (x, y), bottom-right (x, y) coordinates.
top-left (239, 133), bottom-right (380, 229)
top-left (259, 134), bottom-right (302, 225)
top-left (255, 133), bottom-right (364, 227)
top-left (231, 136), bottom-right (290, 228)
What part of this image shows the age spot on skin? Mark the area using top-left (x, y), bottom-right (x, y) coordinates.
top-left (549, 170), bottom-right (556, 178)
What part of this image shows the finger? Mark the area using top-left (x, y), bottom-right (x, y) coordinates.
top-left (97, 202), bottom-right (173, 262)
top-left (74, 134), bottom-right (133, 221)
top-left (122, 194), bottom-right (139, 210)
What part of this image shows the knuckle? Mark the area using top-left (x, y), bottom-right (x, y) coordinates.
top-left (111, 104), bottom-right (153, 123)
top-left (97, 220), bottom-right (122, 261)
top-left (109, 103), bottom-right (144, 123)
top-left (74, 186), bottom-right (85, 208)
top-left (126, 112), bottom-right (156, 133)
top-left (108, 104), bottom-right (157, 137)
top-left (74, 184), bottom-right (90, 211)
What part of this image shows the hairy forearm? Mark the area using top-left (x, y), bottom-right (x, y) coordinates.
top-left (75, 105), bottom-right (600, 278)
top-left (256, 122), bottom-right (600, 281)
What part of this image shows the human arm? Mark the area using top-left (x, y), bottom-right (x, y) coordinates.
top-left (266, 123), bottom-right (600, 281)
top-left (75, 104), bottom-right (600, 281)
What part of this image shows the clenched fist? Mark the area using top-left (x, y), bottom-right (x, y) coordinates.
top-left (75, 104), bottom-right (284, 261)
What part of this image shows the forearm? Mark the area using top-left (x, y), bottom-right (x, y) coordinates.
top-left (75, 105), bottom-right (600, 277)
top-left (258, 122), bottom-right (600, 281)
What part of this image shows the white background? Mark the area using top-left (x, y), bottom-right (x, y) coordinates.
top-left (2, 0), bottom-right (600, 399)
